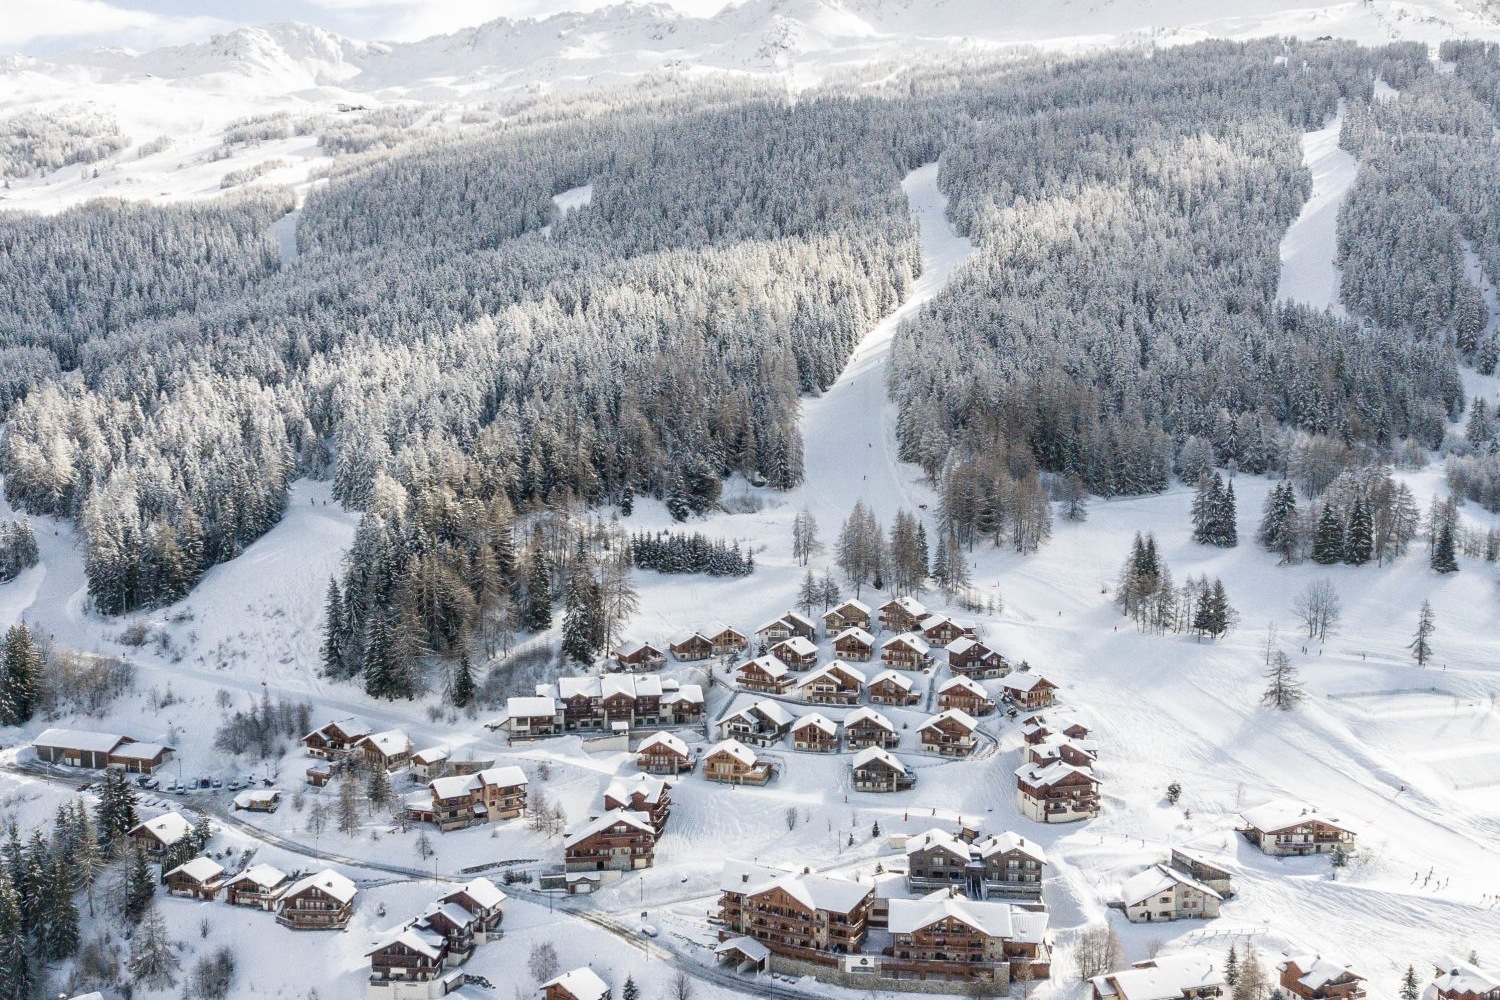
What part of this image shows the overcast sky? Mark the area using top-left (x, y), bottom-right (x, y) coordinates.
top-left (6, 0), bottom-right (738, 56)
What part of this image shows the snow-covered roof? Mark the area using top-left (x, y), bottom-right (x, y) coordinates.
top-left (869, 669), bottom-right (913, 691)
top-left (225, 863), bottom-right (287, 889)
top-left (507, 696), bottom-right (557, 717)
top-left (730, 862), bottom-right (872, 914)
top-left (851, 746), bottom-right (905, 772)
top-left (618, 640), bottom-right (662, 657)
top-left (755, 616), bottom-right (795, 634)
top-left (446, 877), bottom-right (506, 911)
top-left (166, 856), bottom-right (224, 883)
top-left (606, 673), bottom-right (662, 698)
top-left (771, 636), bottom-right (817, 658)
top-left (233, 789), bottom-right (280, 808)
top-left (1240, 799), bottom-right (1354, 835)
top-left (740, 654), bottom-right (790, 678)
top-left (132, 811), bottom-right (192, 846)
top-left (939, 674), bottom-right (987, 696)
top-left (303, 716), bottom-right (371, 742)
top-left (282, 868), bottom-right (357, 904)
top-left (1092, 954), bottom-right (1226, 1000)
top-left (946, 635), bottom-right (978, 655)
top-left (664, 683), bottom-right (703, 705)
top-left (358, 729), bottom-right (411, 757)
top-left (784, 610), bottom-right (816, 630)
top-left (1280, 955), bottom-right (1364, 990)
top-left (904, 827), bottom-right (970, 859)
top-left (1014, 760), bottom-right (1095, 787)
top-left (605, 773), bottom-right (670, 806)
top-left (1003, 673), bottom-right (1055, 693)
top-left (882, 596), bottom-right (927, 616)
top-left (565, 808), bottom-right (654, 847)
top-left (366, 925), bottom-right (447, 960)
top-left (833, 626), bottom-right (875, 646)
top-left (429, 765), bottom-right (527, 800)
top-left (715, 935), bottom-right (771, 961)
top-left (826, 598), bottom-right (871, 617)
top-left (1430, 961), bottom-right (1500, 996)
top-left (885, 631), bottom-right (931, 654)
top-left (923, 708), bottom-right (978, 732)
top-left (420, 900), bottom-right (477, 930)
top-left (110, 741), bottom-right (171, 760)
top-left (807, 660), bottom-right (865, 685)
top-left (1121, 864), bottom-right (1222, 907)
top-left (706, 739), bottom-right (758, 766)
top-left (558, 677), bottom-right (598, 700)
top-left (638, 731), bottom-right (689, 755)
top-left (791, 712), bottom-right (837, 736)
top-left (541, 968), bottom-right (610, 1000)
top-left (888, 894), bottom-right (1026, 937)
top-left (34, 728), bottom-right (126, 753)
top-left (976, 831), bottom-right (1046, 863)
top-left (412, 746), bottom-right (449, 765)
top-left (746, 699), bottom-right (795, 726)
top-left (918, 613), bottom-right (956, 630)
top-left (844, 706), bottom-right (894, 730)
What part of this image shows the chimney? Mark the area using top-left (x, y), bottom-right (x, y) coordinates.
top-left (741, 872), bottom-right (749, 884)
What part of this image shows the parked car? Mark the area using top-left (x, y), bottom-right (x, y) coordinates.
top-left (227, 777), bottom-right (244, 791)
top-left (211, 777), bottom-right (222, 789)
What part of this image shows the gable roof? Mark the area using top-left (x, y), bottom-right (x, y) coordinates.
top-left (166, 856), bottom-right (224, 883)
top-left (791, 712), bottom-right (838, 736)
top-left (1431, 961), bottom-right (1500, 996)
top-left (1239, 799), bottom-right (1354, 835)
top-left (1121, 864), bottom-right (1223, 907)
top-left (233, 789), bottom-right (281, 809)
top-left (444, 876), bottom-right (506, 911)
top-left (755, 616), bottom-right (796, 635)
top-left (1092, 954), bottom-right (1226, 1000)
top-left (366, 925), bottom-right (447, 960)
top-left (664, 683), bottom-right (704, 705)
top-left (131, 811), bottom-right (192, 846)
top-left (282, 868), bottom-right (357, 904)
top-left (904, 827), bottom-right (969, 860)
top-left (800, 661), bottom-right (866, 687)
top-left (946, 636), bottom-right (979, 655)
top-left (706, 739), bottom-right (758, 766)
top-left (225, 863), bottom-right (287, 889)
top-left (541, 968), bottom-right (610, 1000)
top-left (302, 716), bottom-right (371, 742)
top-left (507, 696), bottom-right (557, 717)
top-left (976, 831), bottom-right (1046, 863)
top-left (826, 598), bottom-right (871, 618)
top-left (1014, 760), bottom-right (1095, 788)
top-left (923, 708), bottom-right (978, 732)
top-left (715, 935), bottom-right (771, 962)
top-left (832, 626), bottom-right (875, 646)
top-left (939, 675), bottom-right (987, 696)
top-left (881, 596), bottom-right (927, 617)
top-left (844, 706), bottom-right (894, 730)
top-left (887, 894), bottom-right (1030, 937)
top-left (771, 636), bottom-right (817, 658)
top-left (34, 728), bottom-right (127, 754)
top-left (851, 746), bottom-right (906, 773)
top-left (412, 746), bottom-right (449, 765)
top-left (638, 731), bottom-right (689, 756)
top-left (743, 867), bottom-right (872, 915)
top-left (111, 741), bottom-right (172, 761)
top-left (885, 632), bottom-right (931, 655)
top-left (869, 669), bottom-right (913, 691)
top-left (605, 773), bottom-right (670, 806)
top-left (739, 654), bottom-right (790, 679)
top-left (428, 765), bottom-right (528, 801)
top-left (746, 699), bottom-right (795, 726)
top-left (564, 808), bottom-right (654, 847)
top-left (357, 729), bottom-right (411, 757)
top-left (1003, 673), bottom-right (1055, 693)
top-left (1280, 955), bottom-right (1365, 990)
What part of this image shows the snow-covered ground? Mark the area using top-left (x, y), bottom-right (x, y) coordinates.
top-left (1276, 102), bottom-right (1357, 315)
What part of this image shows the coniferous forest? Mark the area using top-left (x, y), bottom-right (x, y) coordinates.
top-left (4, 40), bottom-right (1500, 696)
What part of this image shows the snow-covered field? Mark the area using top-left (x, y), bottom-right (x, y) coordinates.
top-left (2, 148), bottom-right (1499, 1000)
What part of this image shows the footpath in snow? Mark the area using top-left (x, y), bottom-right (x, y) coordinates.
top-left (791, 162), bottom-right (974, 529)
top-left (1275, 103), bottom-right (1357, 315)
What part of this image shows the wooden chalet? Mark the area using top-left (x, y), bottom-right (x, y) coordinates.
top-left (1002, 674), bottom-right (1058, 710)
top-left (832, 626), bottom-right (875, 662)
top-left (276, 869), bottom-right (357, 930)
top-left (822, 599), bottom-right (872, 634)
top-left (1026, 736), bottom-right (1098, 769)
top-left (1121, 864), bottom-right (1222, 922)
top-left (851, 746), bottom-right (913, 792)
top-left (703, 739), bottom-right (773, 785)
top-left (918, 709), bottom-right (979, 756)
top-left (410, 899), bottom-right (479, 965)
top-left (1430, 963), bottom-right (1500, 1000)
top-left (1021, 715), bottom-right (1089, 745)
top-left (937, 675), bottom-right (995, 716)
top-left (564, 809), bottom-right (657, 872)
top-left (355, 729), bottom-right (415, 772)
top-left (441, 877), bottom-right (506, 941)
top-left (409, 766), bottom-right (529, 831)
top-left (754, 617), bottom-right (795, 646)
top-left (669, 633), bottom-right (713, 662)
top-left (603, 773), bottom-right (671, 832)
top-left (1237, 800), bottom-right (1357, 857)
top-left (1014, 761), bottom-right (1099, 823)
top-left (1091, 955), bottom-right (1226, 1000)
top-left (947, 637), bottom-right (1009, 679)
top-left (302, 717), bottom-right (373, 759)
top-left (636, 731), bottom-right (695, 774)
top-left (1278, 957), bottom-right (1367, 1000)
top-left (868, 669), bottom-right (919, 706)
top-left (919, 614), bottom-right (974, 647)
top-left (975, 832), bottom-right (1046, 898)
top-left (411, 747), bottom-right (451, 781)
top-left (905, 828), bottom-right (973, 890)
top-left (32, 728), bottom-right (175, 773)
top-left (797, 660), bottom-right (865, 705)
top-left (881, 632), bottom-right (932, 669)
top-left (614, 641), bottom-right (665, 671)
top-left (878, 596), bottom-right (927, 633)
top-left (844, 707), bottom-right (899, 749)
top-left (783, 611), bottom-right (817, 640)
top-left (736, 654), bottom-right (793, 694)
top-left (790, 713), bottom-right (839, 753)
top-left (885, 892), bottom-right (1051, 985)
top-left (541, 968), bottom-right (611, 1000)
top-left (707, 626), bottom-right (749, 656)
top-left (306, 761), bottom-right (336, 787)
top-left (232, 789), bottom-right (282, 812)
top-left (129, 812), bottom-right (192, 857)
top-left (769, 636), bottom-right (818, 670)
top-left (553, 674), bottom-right (666, 731)
top-left (717, 699), bottom-right (795, 746)
top-left (366, 926), bottom-right (459, 996)
top-left (164, 857), bottom-right (224, 900)
top-left (1168, 848), bottom-right (1233, 897)
top-left (222, 864), bottom-right (290, 909)
top-left (718, 861), bottom-right (873, 960)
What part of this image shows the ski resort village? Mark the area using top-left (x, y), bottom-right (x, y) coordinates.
top-left (4, 2), bottom-right (1500, 1000)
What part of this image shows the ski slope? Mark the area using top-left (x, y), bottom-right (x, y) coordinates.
top-left (1276, 103), bottom-right (1357, 315)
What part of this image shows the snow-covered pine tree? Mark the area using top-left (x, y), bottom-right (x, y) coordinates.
top-left (1400, 965), bottom-right (1420, 1000)
top-left (1345, 497), bottom-right (1374, 565)
top-left (1410, 600), bottom-right (1436, 666)
top-left (1256, 482), bottom-right (1301, 563)
top-left (797, 569), bottom-right (819, 616)
top-left (321, 578), bottom-right (346, 677)
top-left (450, 653), bottom-right (476, 709)
top-left (0, 877), bottom-right (37, 1000)
top-left (1218, 480), bottom-right (1238, 547)
top-left (1261, 650), bottom-right (1304, 710)
top-left (123, 845), bottom-right (155, 921)
top-left (522, 549), bottom-right (553, 632)
top-left (1311, 504), bottom-right (1345, 564)
top-left (0, 624), bottom-right (40, 725)
top-left (94, 769), bottom-right (138, 853)
top-left (1191, 473), bottom-right (1223, 545)
top-left (128, 904), bottom-right (179, 989)
top-left (561, 562), bottom-right (603, 666)
top-left (1432, 521), bottom-right (1458, 574)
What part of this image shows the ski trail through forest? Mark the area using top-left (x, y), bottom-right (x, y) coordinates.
top-left (793, 162), bottom-right (974, 530)
top-left (1276, 102), bottom-right (1356, 315)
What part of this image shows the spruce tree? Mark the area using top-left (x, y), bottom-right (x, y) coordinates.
top-left (94, 769), bottom-right (139, 853)
top-left (128, 904), bottom-right (180, 990)
top-left (797, 569), bottom-right (819, 616)
top-left (1311, 505), bottom-right (1345, 565)
top-left (1190, 474), bottom-right (1220, 545)
top-left (1344, 498), bottom-right (1373, 566)
top-left (623, 977), bottom-right (640, 1000)
top-left (38, 851), bottom-right (79, 961)
top-left (1410, 600), bottom-right (1436, 667)
top-left (1225, 945), bottom-right (1240, 988)
top-left (1256, 483), bottom-right (1300, 563)
top-left (1261, 650), bottom-right (1304, 710)
top-left (522, 550), bottom-right (552, 632)
top-left (0, 878), bottom-right (37, 1000)
top-left (1400, 965), bottom-right (1420, 1000)
top-left (1219, 480), bottom-right (1238, 547)
top-left (0, 624), bottom-right (40, 726)
top-left (561, 563), bottom-right (603, 666)
top-left (321, 578), bottom-right (346, 677)
top-left (451, 653), bottom-right (476, 709)
top-left (1432, 521), bottom-right (1458, 574)
top-left (124, 845), bottom-right (156, 922)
